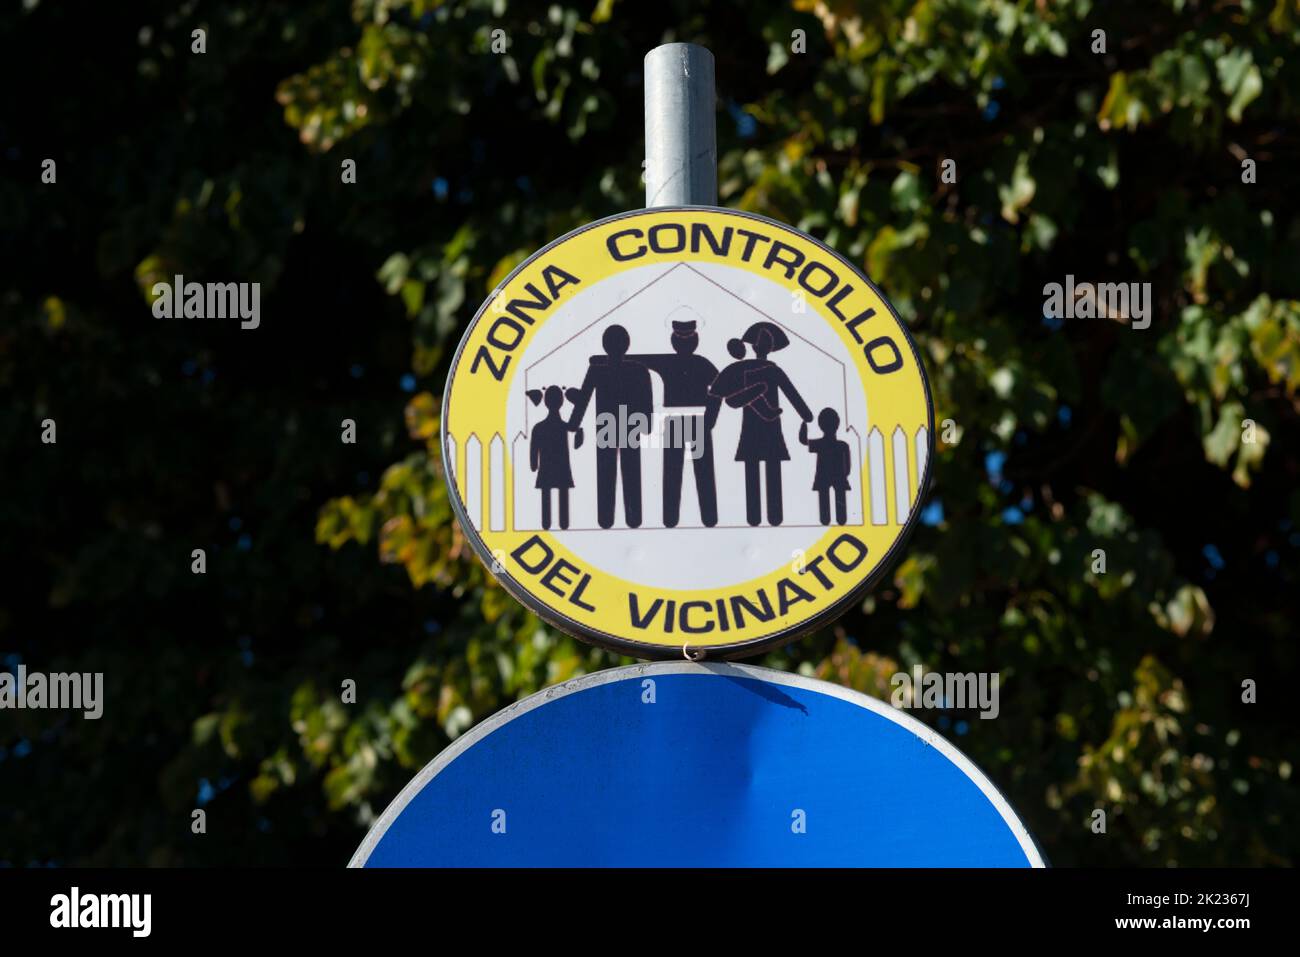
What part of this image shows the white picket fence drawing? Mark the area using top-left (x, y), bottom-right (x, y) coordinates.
top-left (445, 423), bottom-right (929, 531)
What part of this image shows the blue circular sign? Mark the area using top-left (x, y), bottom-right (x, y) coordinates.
top-left (351, 663), bottom-right (1044, 867)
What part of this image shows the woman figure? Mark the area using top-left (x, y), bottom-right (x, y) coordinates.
top-left (709, 322), bottom-right (813, 526)
top-left (529, 385), bottom-right (577, 530)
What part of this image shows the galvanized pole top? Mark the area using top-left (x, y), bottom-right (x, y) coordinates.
top-left (643, 43), bottom-right (717, 208)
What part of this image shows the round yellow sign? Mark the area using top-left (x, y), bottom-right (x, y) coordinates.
top-left (443, 207), bottom-right (933, 658)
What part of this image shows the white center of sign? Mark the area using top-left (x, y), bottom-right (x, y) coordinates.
top-left (506, 261), bottom-right (870, 590)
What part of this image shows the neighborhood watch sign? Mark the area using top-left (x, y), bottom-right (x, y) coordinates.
top-left (443, 207), bottom-right (933, 658)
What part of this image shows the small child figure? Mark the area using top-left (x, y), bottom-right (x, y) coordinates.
top-left (719, 338), bottom-right (781, 421)
top-left (528, 385), bottom-right (581, 530)
top-left (798, 407), bottom-right (851, 525)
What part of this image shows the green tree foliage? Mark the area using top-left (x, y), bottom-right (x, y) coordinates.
top-left (2, 0), bottom-right (1296, 866)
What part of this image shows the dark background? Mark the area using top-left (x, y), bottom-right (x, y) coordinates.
top-left (1, 0), bottom-right (1296, 867)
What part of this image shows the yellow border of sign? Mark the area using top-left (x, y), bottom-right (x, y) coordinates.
top-left (443, 207), bottom-right (934, 659)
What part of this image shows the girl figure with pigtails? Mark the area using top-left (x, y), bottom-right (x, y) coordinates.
top-left (527, 385), bottom-right (583, 530)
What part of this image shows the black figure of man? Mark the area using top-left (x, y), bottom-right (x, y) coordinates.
top-left (566, 324), bottom-right (653, 528)
top-left (627, 318), bottom-right (721, 527)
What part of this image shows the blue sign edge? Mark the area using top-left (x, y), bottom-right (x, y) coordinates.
top-left (348, 661), bottom-right (1047, 868)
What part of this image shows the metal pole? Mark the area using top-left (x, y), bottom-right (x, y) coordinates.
top-left (644, 43), bottom-right (717, 207)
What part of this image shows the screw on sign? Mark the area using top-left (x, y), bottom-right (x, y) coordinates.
top-left (442, 206), bottom-right (934, 659)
